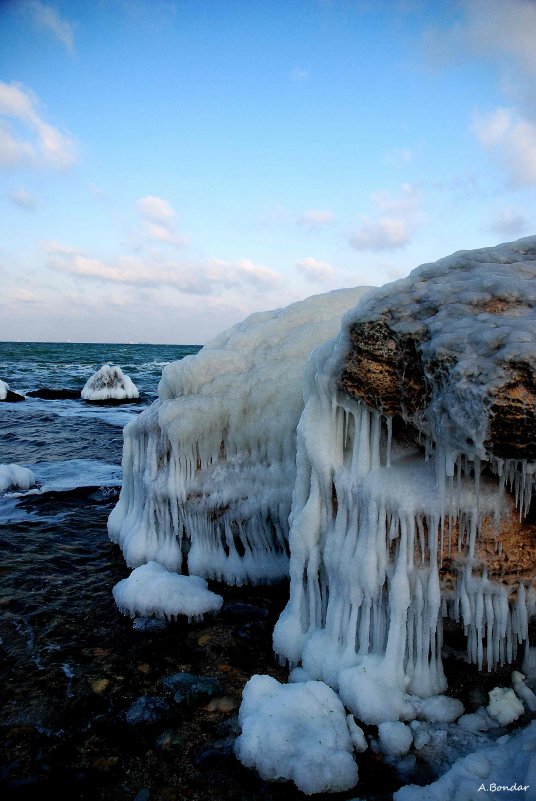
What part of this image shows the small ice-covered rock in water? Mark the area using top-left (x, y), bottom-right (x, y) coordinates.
top-left (487, 687), bottom-right (525, 725)
top-left (235, 675), bottom-right (358, 795)
top-left (81, 364), bottom-right (139, 402)
top-left (414, 695), bottom-right (464, 723)
top-left (112, 561), bottom-right (223, 621)
top-left (0, 379), bottom-right (9, 400)
top-left (0, 463), bottom-right (35, 493)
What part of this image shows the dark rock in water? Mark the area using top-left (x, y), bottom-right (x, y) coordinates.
top-left (161, 672), bottom-right (221, 705)
top-left (132, 617), bottom-right (168, 632)
top-left (233, 620), bottom-right (272, 646)
top-left (125, 695), bottom-right (170, 725)
top-left (2, 390), bottom-right (25, 402)
top-left (220, 602), bottom-right (269, 621)
top-left (192, 735), bottom-right (236, 768)
top-left (26, 388), bottom-right (81, 400)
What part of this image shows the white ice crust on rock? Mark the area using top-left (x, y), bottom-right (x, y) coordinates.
top-left (272, 237), bottom-right (536, 729)
top-left (0, 379), bottom-right (9, 400)
top-left (487, 686), bottom-right (525, 726)
top-left (112, 561), bottom-right (223, 622)
top-left (378, 721), bottom-right (413, 756)
top-left (82, 365), bottom-right (139, 401)
top-left (0, 464), bottom-right (36, 493)
top-left (395, 721), bottom-right (536, 801)
top-left (235, 674), bottom-right (358, 794)
top-left (108, 287), bottom-right (371, 582)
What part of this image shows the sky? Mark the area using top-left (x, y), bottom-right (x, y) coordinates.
top-left (0, 0), bottom-right (535, 344)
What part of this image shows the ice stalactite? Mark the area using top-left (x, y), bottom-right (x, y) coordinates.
top-left (274, 359), bottom-right (533, 725)
top-left (108, 287), bottom-right (371, 584)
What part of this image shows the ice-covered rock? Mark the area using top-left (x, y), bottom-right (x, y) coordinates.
top-left (0, 463), bottom-right (35, 493)
top-left (487, 686), bottom-right (525, 726)
top-left (512, 671), bottom-right (536, 712)
top-left (112, 561), bottom-right (223, 621)
top-left (378, 721), bottom-right (413, 756)
top-left (0, 379), bottom-right (8, 400)
top-left (108, 287), bottom-right (371, 581)
top-left (273, 237), bottom-right (536, 729)
top-left (395, 721), bottom-right (536, 801)
top-left (82, 364), bottom-right (139, 402)
top-left (235, 675), bottom-right (358, 794)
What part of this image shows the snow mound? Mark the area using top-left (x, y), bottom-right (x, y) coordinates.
top-left (235, 675), bottom-right (358, 795)
top-left (82, 365), bottom-right (139, 401)
top-left (112, 561), bottom-right (223, 621)
top-left (0, 464), bottom-right (36, 493)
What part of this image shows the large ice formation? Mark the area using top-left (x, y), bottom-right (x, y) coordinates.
top-left (108, 287), bottom-right (371, 583)
top-left (273, 237), bottom-right (536, 727)
top-left (82, 364), bottom-right (139, 402)
top-left (235, 674), bottom-right (359, 794)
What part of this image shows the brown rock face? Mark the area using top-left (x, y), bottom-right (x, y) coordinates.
top-left (338, 239), bottom-right (536, 461)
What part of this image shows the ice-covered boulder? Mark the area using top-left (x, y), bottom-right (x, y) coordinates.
top-left (113, 561), bottom-right (223, 622)
top-left (273, 237), bottom-right (536, 726)
top-left (81, 364), bottom-right (139, 403)
top-left (235, 675), bottom-right (358, 794)
top-left (0, 463), bottom-right (35, 493)
top-left (108, 287), bottom-right (371, 582)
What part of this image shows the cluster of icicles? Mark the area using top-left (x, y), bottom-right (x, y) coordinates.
top-left (273, 346), bottom-right (535, 710)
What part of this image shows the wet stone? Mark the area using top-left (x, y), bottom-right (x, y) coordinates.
top-left (192, 735), bottom-right (237, 768)
top-left (125, 695), bottom-right (170, 725)
top-left (219, 602), bottom-right (269, 622)
top-left (155, 729), bottom-right (187, 751)
top-left (161, 672), bottom-right (221, 705)
top-left (133, 789), bottom-right (150, 801)
top-left (132, 617), bottom-right (168, 632)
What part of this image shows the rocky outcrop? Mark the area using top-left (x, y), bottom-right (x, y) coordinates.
top-left (339, 237), bottom-right (536, 461)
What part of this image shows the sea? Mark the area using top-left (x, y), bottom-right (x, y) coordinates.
top-left (0, 342), bottom-right (311, 801)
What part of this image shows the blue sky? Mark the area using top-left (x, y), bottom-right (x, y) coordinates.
top-left (1, 0), bottom-right (535, 343)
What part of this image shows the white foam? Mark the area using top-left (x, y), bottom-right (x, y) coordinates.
top-left (0, 463), bottom-right (35, 493)
top-left (235, 675), bottom-right (358, 794)
top-left (82, 364), bottom-right (139, 401)
top-left (112, 561), bottom-right (223, 622)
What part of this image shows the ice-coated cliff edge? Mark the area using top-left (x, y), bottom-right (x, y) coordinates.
top-left (108, 287), bottom-right (371, 584)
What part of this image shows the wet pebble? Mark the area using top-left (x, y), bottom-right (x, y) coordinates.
top-left (132, 617), bottom-right (168, 632)
top-left (161, 672), bottom-right (221, 705)
top-left (155, 729), bottom-right (187, 750)
top-left (125, 695), bottom-right (170, 725)
top-left (133, 789), bottom-right (150, 801)
top-left (192, 735), bottom-right (237, 768)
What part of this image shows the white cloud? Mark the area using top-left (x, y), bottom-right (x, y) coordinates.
top-left (295, 256), bottom-right (336, 284)
top-left (9, 187), bottom-right (38, 210)
top-left (136, 195), bottom-right (188, 246)
top-left (297, 209), bottom-right (335, 230)
top-left (26, 0), bottom-right (75, 55)
top-left (488, 209), bottom-right (528, 238)
top-left (472, 107), bottom-right (536, 186)
top-left (349, 184), bottom-right (423, 251)
top-left (137, 195), bottom-right (175, 223)
top-left (0, 81), bottom-right (77, 169)
top-left (45, 242), bottom-right (282, 295)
